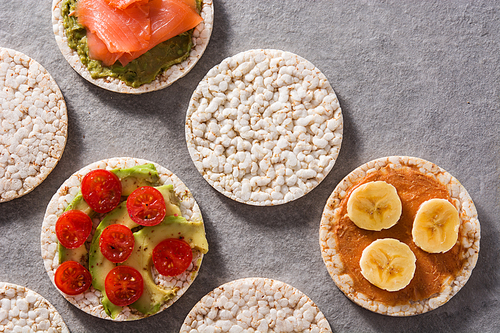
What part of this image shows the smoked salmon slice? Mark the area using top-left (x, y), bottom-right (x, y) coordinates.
top-left (118, 0), bottom-right (202, 66)
top-left (179, 0), bottom-right (197, 11)
top-left (78, 0), bottom-right (202, 67)
top-left (86, 30), bottom-right (124, 66)
top-left (77, 0), bottom-right (151, 53)
top-left (105, 0), bottom-right (149, 10)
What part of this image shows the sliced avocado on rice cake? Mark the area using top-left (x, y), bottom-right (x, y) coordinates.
top-left (57, 164), bottom-right (160, 267)
top-left (42, 157), bottom-right (208, 321)
top-left (87, 184), bottom-right (207, 318)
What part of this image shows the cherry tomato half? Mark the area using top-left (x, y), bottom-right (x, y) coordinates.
top-left (81, 169), bottom-right (122, 214)
top-left (54, 261), bottom-right (92, 295)
top-left (99, 224), bottom-right (135, 263)
top-left (152, 238), bottom-right (193, 277)
top-left (56, 210), bottom-right (93, 249)
top-left (126, 186), bottom-right (166, 226)
top-left (105, 266), bottom-right (144, 306)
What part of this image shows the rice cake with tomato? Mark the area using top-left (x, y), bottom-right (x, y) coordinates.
top-left (51, 0), bottom-right (214, 94)
top-left (319, 156), bottom-right (480, 316)
top-left (41, 157), bottom-right (208, 320)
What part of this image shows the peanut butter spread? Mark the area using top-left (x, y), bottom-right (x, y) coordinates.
top-left (334, 165), bottom-right (464, 306)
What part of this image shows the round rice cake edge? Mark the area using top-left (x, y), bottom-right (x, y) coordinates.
top-left (0, 282), bottom-right (69, 333)
top-left (185, 48), bottom-right (343, 206)
top-left (0, 47), bottom-right (68, 203)
top-left (180, 277), bottom-right (332, 332)
top-left (51, 0), bottom-right (214, 94)
top-left (40, 157), bottom-right (205, 321)
top-left (319, 155), bottom-right (481, 316)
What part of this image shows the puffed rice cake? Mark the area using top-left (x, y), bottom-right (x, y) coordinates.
top-left (181, 277), bottom-right (332, 332)
top-left (51, 0), bottom-right (214, 94)
top-left (0, 282), bottom-right (69, 333)
top-left (0, 47), bottom-right (68, 203)
top-left (319, 156), bottom-right (480, 316)
top-left (186, 49), bottom-right (343, 206)
top-left (40, 157), bottom-right (207, 320)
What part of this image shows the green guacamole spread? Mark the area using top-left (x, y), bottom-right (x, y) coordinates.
top-left (61, 0), bottom-right (201, 88)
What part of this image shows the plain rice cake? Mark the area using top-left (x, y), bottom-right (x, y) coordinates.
top-left (0, 47), bottom-right (67, 203)
top-left (181, 277), bottom-right (332, 332)
top-left (186, 49), bottom-right (343, 206)
top-left (0, 282), bottom-right (69, 333)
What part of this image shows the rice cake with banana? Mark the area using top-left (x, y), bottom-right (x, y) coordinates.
top-left (319, 156), bottom-right (480, 316)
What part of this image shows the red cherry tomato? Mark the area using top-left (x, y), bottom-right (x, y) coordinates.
top-left (99, 224), bottom-right (135, 263)
top-left (105, 266), bottom-right (144, 306)
top-left (152, 239), bottom-right (193, 277)
top-left (54, 261), bottom-right (92, 295)
top-left (56, 210), bottom-right (93, 249)
top-left (81, 169), bottom-right (122, 214)
top-left (126, 186), bottom-right (166, 226)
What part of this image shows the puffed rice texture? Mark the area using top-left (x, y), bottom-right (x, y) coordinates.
top-left (181, 277), bottom-right (332, 333)
top-left (186, 49), bottom-right (343, 206)
top-left (0, 282), bottom-right (69, 333)
top-left (0, 47), bottom-right (67, 203)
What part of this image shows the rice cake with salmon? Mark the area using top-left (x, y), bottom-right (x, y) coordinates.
top-left (319, 156), bottom-right (480, 316)
top-left (52, 0), bottom-right (213, 94)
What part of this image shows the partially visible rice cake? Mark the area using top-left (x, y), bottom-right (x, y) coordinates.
top-left (186, 49), bottom-right (343, 206)
top-left (181, 277), bottom-right (332, 332)
top-left (0, 282), bottom-right (69, 333)
top-left (41, 157), bottom-right (205, 320)
top-left (51, 0), bottom-right (214, 94)
top-left (0, 47), bottom-right (68, 203)
top-left (319, 156), bottom-right (480, 316)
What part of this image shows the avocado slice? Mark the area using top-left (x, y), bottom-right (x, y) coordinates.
top-left (65, 192), bottom-right (94, 215)
top-left (58, 164), bottom-right (161, 266)
top-left (88, 199), bottom-right (139, 318)
top-left (111, 163), bottom-right (160, 196)
top-left (89, 185), bottom-right (206, 318)
top-left (126, 215), bottom-right (208, 315)
top-left (58, 193), bottom-right (94, 265)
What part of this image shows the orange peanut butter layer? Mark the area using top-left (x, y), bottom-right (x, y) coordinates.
top-left (333, 165), bottom-right (464, 305)
top-left (320, 156), bottom-right (480, 316)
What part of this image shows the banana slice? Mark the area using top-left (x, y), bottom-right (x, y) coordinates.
top-left (412, 198), bottom-right (460, 253)
top-left (360, 238), bottom-right (416, 292)
top-left (347, 181), bottom-right (402, 231)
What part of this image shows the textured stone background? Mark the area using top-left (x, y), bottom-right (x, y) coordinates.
top-left (1, 0), bottom-right (499, 332)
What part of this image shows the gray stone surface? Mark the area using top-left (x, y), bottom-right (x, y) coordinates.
top-left (0, 0), bottom-right (499, 332)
